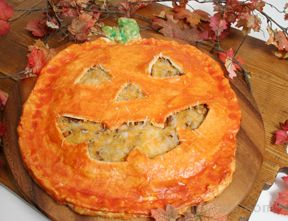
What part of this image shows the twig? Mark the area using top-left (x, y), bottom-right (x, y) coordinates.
top-left (257, 10), bottom-right (288, 34)
top-left (234, 34), bottom-right (248, 56)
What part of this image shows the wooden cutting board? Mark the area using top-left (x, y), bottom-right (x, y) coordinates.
top-left (1, 3), bottom-right (264, 221)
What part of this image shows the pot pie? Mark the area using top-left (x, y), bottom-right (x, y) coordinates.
top-left (18, 38), bottom-right (241, 218)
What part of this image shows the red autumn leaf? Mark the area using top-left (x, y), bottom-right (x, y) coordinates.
top-left (27, 48), bottom-right (46, 74)
top-left (0, 0), bottom-right (14, 21)
top-left (210, 13), bottom-right (228, 37)
top-left (274, 120), bottom-right (288, 145)
top-left (26, 40), bottom-right (56, 75)
top-left (0, 122), bottom-right (5, 137)
top-left (26, 15), bottom-right (49, 37)
top-left (0, 89), bottom-right (8, 107)
top-left (283, 176), bottom-right (288, 184)
top-left (68, 13), bottom-right (96, 41)
top-left (0, 19), bottom-right (10, 36)
top-left (271, 177), bottom-right (288, 216)
top-left (57, 0), bottom-right (78, 18)
top-left (151, 204), bottom-right (178, 221)
top-left (152, 14), bottom-right (199, 43)
top-left (218, 48), bottom-right (242, 79)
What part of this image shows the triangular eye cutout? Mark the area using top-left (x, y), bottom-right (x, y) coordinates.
top-left (115, 83), bottom-right (145, 102)
top-left (76, 65), bottom-right (111, 85)
top-left (150, 55), bottom-right (183, 78)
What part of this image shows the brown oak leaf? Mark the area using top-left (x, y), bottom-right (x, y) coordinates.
top-left (68, 13), bottom-right (96, 41)
top-left (173, 8), bottom-right (209, 27)
top-left (179, 205), bottom-right (228, 221)
top-left (151, 204), bottom-right (178, 221)
top-left (152, 14), bottom-right (199, 43)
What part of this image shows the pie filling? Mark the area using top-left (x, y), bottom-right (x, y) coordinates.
top-left (150, 56), bottom-right (183, 78)
top-left (115, 83), bottom-right (145, 102)
top-left (57, 104), bottom-right (208, 162)
top-left (76, 65), bottom-right (111, 85)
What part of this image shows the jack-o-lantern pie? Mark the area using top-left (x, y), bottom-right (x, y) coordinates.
top-left (18, 38), bottom-right (241, 219)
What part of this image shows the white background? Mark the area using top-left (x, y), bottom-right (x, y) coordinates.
top-left (0, 1), bottom-right (287, 220)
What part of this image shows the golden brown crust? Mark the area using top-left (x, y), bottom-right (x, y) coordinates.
top-left (18, 38), bottom-right (241, 217)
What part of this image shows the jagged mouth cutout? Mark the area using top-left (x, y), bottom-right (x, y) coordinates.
top-left (57, 54), bottom-right (209, 162)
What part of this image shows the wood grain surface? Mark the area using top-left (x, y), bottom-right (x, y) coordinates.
top-left (0, 1), bottom-right (287, 220)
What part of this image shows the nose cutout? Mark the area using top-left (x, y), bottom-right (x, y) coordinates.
top-left (115, 83), bottom-right (145, 102)
top-left (76, 65), bottom-right (111, 85)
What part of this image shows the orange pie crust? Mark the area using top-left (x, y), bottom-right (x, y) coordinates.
top-left (18, 38), bottom-right (241, 218)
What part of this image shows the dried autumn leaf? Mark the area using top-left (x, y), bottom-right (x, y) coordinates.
top-left (0, 89), bottom-right (8, 107)
top-left (174, 8), bottom-right (206, 27)
top-left (283, 176), bottom-right (288, 184)
top-left (0, 20), bottom-right (10, 36)
top-left (271, 176), bottom-right (288, 216)
top-left (0, 0), bottom-right (14, 21)
top-left (119, 0), bottom-right (150, 17)
top-left (274, 120), bottom-right (288, 145)
top-left (218, 48), bottom-right (242, 79)
top-left (26, 40), bottom-right (56, 75)
top-left (46, 17), bottom-right (59, 30)
top-left (179, 205), bottom-right (228, 221)
top-left (172, 0), bottom-right (188, 9)
top-left (249, 0), bottom-right (265, 11)
top-left (274, 50), bottom-right (288, 59)
top-left (274, 31), bottom-right (288, 51)
top-left (57, 0), bottom-right (78, 18)
top-left (152, 14), bottom-right (199, 43)
top-left (236, 13), bottom-right (261, 33)
top-left (26, 15), bottom-right (49, 37)
top-left (68, 13), bottom-right (96, 41)
top-left (266, 26), bottom-right (288, 57)
top-left (151, 204), bottom-right (178, 221)
top-left (210, 13), bottom-right (228, 37)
